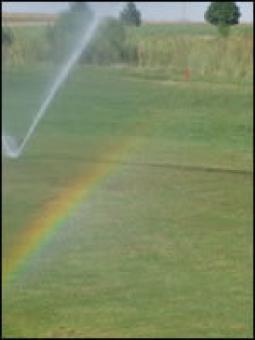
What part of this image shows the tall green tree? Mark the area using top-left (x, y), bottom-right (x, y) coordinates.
top-left (205, 2), bottom-right (241, 36)
top-left (120, 2), bottom-right (141, 26)
top-left (47, 2), bottom-right (93, 61)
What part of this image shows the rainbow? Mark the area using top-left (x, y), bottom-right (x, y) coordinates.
top-left (3, 138), bottom-right (133, 285)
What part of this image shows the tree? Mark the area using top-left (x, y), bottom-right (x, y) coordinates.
top-left (205, 2), bottom-right (241, 36)
top-left (47, 2), bottom-right (93, 61)
top-left (120, 2), bottom-right (141, 26)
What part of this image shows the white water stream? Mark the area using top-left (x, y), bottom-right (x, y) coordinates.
top-left (3, 13), bottom-right (101, 158)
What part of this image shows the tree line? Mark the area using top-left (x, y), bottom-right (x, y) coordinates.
top-left (2, 2), bottom-right (242, 55)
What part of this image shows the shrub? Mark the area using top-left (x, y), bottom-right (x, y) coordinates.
top-left (2, 27), bottom-right (14, 47)
top-left (81, 18), bottom-right (131, 65)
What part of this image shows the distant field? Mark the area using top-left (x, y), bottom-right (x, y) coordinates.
top-left (2, 12), bottom-right (57, 26)
top-left (3, 13), bottom-right (252, 35)
top-left (129, 22), bottom-right (253, 37)
top-left (3, 65), bottom-right (253, 338)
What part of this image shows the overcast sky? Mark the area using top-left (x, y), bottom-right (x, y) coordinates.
top-left (2, 2), bottom-right (253, 23)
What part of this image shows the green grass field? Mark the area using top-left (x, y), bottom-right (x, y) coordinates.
top-left (127, 22), bottom-right (253, 37)
top-left (2, 64), bottom-right (253, 338)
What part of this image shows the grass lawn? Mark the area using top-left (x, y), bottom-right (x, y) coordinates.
top-left (2, 66), bottom-right (253, 338)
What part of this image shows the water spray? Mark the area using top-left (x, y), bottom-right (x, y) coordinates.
top-left (2, 2), bottom-right (122, 159)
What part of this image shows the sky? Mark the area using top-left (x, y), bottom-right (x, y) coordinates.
top-left (2, 2), bottom-right (253, 23)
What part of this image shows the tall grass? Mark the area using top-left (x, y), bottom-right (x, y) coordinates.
top-left (2, 26), bottom-right (50, 66)
top-left (2, 23), bottom-right (253, 83)
top-left (127, 26), bottom-right (253, 82)
top-left (128, 22), bottom-right (253, 38)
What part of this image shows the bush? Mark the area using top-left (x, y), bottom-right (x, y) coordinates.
top-left (41, 5), bottom-right (136, 66)
top-left (2, 27), bottom-right (14, 47)
top-left (81, 18), bottom-right (133, 65)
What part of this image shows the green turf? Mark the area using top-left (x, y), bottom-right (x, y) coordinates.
top-left (2, 66), bottom-right (253, 338)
